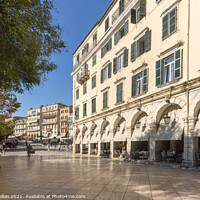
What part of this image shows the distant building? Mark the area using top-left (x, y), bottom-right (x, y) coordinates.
top-left (13, 117), bottom-right (27, 137)
top-left (41, 103), bottom-right (67, 139)
top-left (60, 105), bottom-right (73, 142)
top-left (27, 107), bottom-right (42, 140)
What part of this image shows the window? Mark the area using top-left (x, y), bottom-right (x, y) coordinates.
top-left (101, 63), bottom-right (111, 83)
top-left (82, 43), bottom-right (89, 56)
top-left (61, 110), bottom-right (64, 114)
top-left (75, 107), bottom-right (79, 120)
top-left (113, 48), bottom-right (128, 74)
top-left (93, 33), bottom-right (97, 47)
top-left (103, 91), bottom-right (108, 109)
top-left (155, 49), bottom-right (182, 86)
top-left (61, 122), bottom-right (64, 127)
top-left (116, 83), bottom-right (123, 103)
top-left (119, 0), bottom-right (124, 15)
top-left (65, 109), bottom-right (68, 113)
top-left (61, 116), bottom-right (64, 120)
top-left (77, 54), bottom-right (80, 63)
top-left (132, 69), bottom-right (148, 97)
top-left (131, 29), bottom-right (151, 61)
top-left (131, 0), bottom-right (146, 24)
top-left (114, 20), bottom-right (129, 45)
top-left (101, 38), bottom-right (112, 58)
top-left (83, 83), bottom-right (87, 95)
top-left (162, 7), bottom-right (177, 40)
top-left (83, 103), bottom-right (87, 117)
top-left (92, 97), bottom-right (96, 113)
top-left (92, 55), bottom-right (96, 67)
top-left (76, 73), bottom-right (79, 82)
top-left (105, 17), bottom-right (109, 32)
top-left (76, 88), bottom-right (79, 100)
top-left (92, 74), bottom-right (96, 89)
top-left (65, 116), bottom-right (68, 119)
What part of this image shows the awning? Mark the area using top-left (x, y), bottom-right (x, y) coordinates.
top-left (131, 127), bottom-right (151, 141)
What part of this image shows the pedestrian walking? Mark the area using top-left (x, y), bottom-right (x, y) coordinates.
top-left (58, 145), bottom-right (61, 152)
top-left (27, 144), bottom-right (32, 158)
top-left (47, 143), bottom-right (50, 152)
top-left (25, 140), bottom-right (27, 146)
top-left (2, 141), bottom-right (6, 154)
top-left (66, 145), bottom-right (69, 152)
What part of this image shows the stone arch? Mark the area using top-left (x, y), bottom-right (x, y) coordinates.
top-left (113, 115), bottom-right (126, 136)
top-left (82, 125), bottom-right (88, 138)
top-left (100, 119), bottom-right (110, 138)
top-left (194, 100), bottom-right (200, 128)
top-left (130, 111), bottom-right (148, 136)
top-left (153, 97), bottom-right (186, 121)
top-left (90, 122), bottom-right (97, 137)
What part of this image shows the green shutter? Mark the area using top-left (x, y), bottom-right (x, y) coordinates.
top-left (103, 92), bottom-right (108, 109)
top-left (92, 98), bottom-right (96, 113)
top-left (174, 49), bottom-right (182, 79)
top-left (162, 13), bottom-right (169, 40)
top-left (113, 57), bottom-right (117, 74)
top-left (119, 0), bottom-right (122, 15)
top-left (143, 69), bottom-right (148, 93)
top-left (108, 62), bottom-right (112, 78)
top-left (101, 47), bottom-right (104, 58)
top-left (131, 9), bottom-right (136, 24)
top-left (117, 83), bottom-right (123, 103)
top-left (101, 69), bottom-right (104, 84)
top-left (92, 55), bottom-right (96, 66)
top-left (83, 103), bottom-right (87, 117)
top-left (124, 20), bottom-right (129, 36)
top-left (156, 60), bottom-right (161, 86)
top-left (170, 7), bottom-right (177, 35)
top-left (123, 48), bottom-right (128, 67)
top-left (114, 32), bottom-right (118, 45)
top-left (131, 76), bottom-right (135, 97)
top-left (86, 43), bottom-right (89, 53)
top-left (109, 38), bottom-right (112, 51)
top-left (94, 75), bottom-right (96, 88)
top-left (121, 0), bottom-right (124, 12)
top-left (145, 29), bottom-right (150, 52)
top-left (131, 42), bottom-right (136, 62)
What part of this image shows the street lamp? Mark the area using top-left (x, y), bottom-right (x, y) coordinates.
top-left (116, 123), bottom-right (120, 131)
top-left (164, 114), bottom-right (170, 125)
top-left (135, 120), bottom-right (141, 129)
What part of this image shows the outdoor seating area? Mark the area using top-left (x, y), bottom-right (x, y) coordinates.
top-left (131, 151), bottom-right (149, 160)
top-left (160, 151), bottom-right (183, 163)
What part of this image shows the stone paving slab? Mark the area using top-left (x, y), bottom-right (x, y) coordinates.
top-left (0, 151), bottom-right (200, 200)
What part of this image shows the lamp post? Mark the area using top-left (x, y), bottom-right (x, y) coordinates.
top-left (164, 114), bottom-right (170, 125)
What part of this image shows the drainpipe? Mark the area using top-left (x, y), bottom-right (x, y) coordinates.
top-left (185, 0), bottom-right (190, 162)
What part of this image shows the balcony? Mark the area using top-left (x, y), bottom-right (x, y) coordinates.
top-left (112, 0), bottom-right (132, 24)
top-left (43, 113), bottom-right (57, 119)
top-left (77, 68), bottom-right (90, 85)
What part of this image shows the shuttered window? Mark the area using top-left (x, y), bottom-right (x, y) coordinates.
top-left (132, 69), bottom-right (148, 97)
top-left (119, 0), bottom-right (124, 15)
top-left (113, 58), bottom-right (117, 74)
top-left (162, 7), bottom-right (177, 40)
top-left (92, 55), bottom-right (96, 67)
top-left (92, 98), bottom-right (96, 113)
top-left (131, 42), bottom-right (136, 62)
top-left (75, 107), bottom-right (79, 120)
top-left (155, 49), bottom-right (182, 87)
top-left (116, 83), bottom-right (123, 103)
top-left (131, 9), bottom-right (136, 24)
top-left (83, 103), bottom-right (87, 117)
top-left (114, 20), bottom-right (128, 46)
top-left (92, 75), bottom-right (96, 89)
top-left (101, 38), bottom-right (112, 58)
top-left (103, 91), bottom-right (108, 109)
top-left (83, 83), bottom-right (87, 95)
top-left (105, 17), bottom-right (109, 32)
top-left (101, 62), bottom-right (112, 83)
top-left (76, 88), bottom-right (79, 100)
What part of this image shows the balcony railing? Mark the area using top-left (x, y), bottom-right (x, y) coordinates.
top-left (112, 0), bottom-right (132, 24)
top-left (43, 113), bottom-right (57, 119)
top-left (77, 68), bottom-right (90, 85)
top-left (42, 121), bottom-right (57, 125)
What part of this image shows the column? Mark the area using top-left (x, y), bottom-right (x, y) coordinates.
top-left (88, 141), bottom-right (91, 155)
top-left (148, 123), bottom-right (157, 163)
top-left (98, 140), bottom-right (101, 156)
top-left (183, 117), bottom-right (195, 166)
top-left (80, 142), bottom-right (83, 154)
top-left (109, 129), bottom-right (114, 158)
top-left (126, 126), bottom-right (132, 157)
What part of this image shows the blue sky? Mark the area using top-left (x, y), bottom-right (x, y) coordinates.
top-left (14, 0), bottom-right (112, 117)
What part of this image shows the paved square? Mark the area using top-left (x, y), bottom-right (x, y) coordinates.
top-left (0, 151), bottom-right (200, 200)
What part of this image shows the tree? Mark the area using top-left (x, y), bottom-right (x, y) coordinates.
top-left (0, 0), bottom-right (66, 93)
top-left (0, 90), bottom-right (20, 138)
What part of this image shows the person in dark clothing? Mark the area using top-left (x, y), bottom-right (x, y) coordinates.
top-left (27, 144), bottom-right (32, 158)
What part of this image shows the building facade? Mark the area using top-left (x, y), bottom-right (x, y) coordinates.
top-left (72, 0), bottom-right (200, 165)
top-left (27, 107), bottom-right (42, 140)
top-left (60, 106), bottom-right (73, 142)
top-left (41, 103), bottom-right (66, 138)
top-left (13, 117), bottom-right (27, 137)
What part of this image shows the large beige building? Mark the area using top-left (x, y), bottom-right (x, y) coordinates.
top-left (14, 117), bottom-right (27, 137)
top-left (72, 0), bottom-right (200, 165)
top-left (41, 103), bottom-right (66, 138)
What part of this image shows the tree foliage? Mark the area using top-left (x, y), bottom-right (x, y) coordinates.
top-left (0, 0), bottom-right (66, 93)
top-left (0, 90), bottom-right (20, 137)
